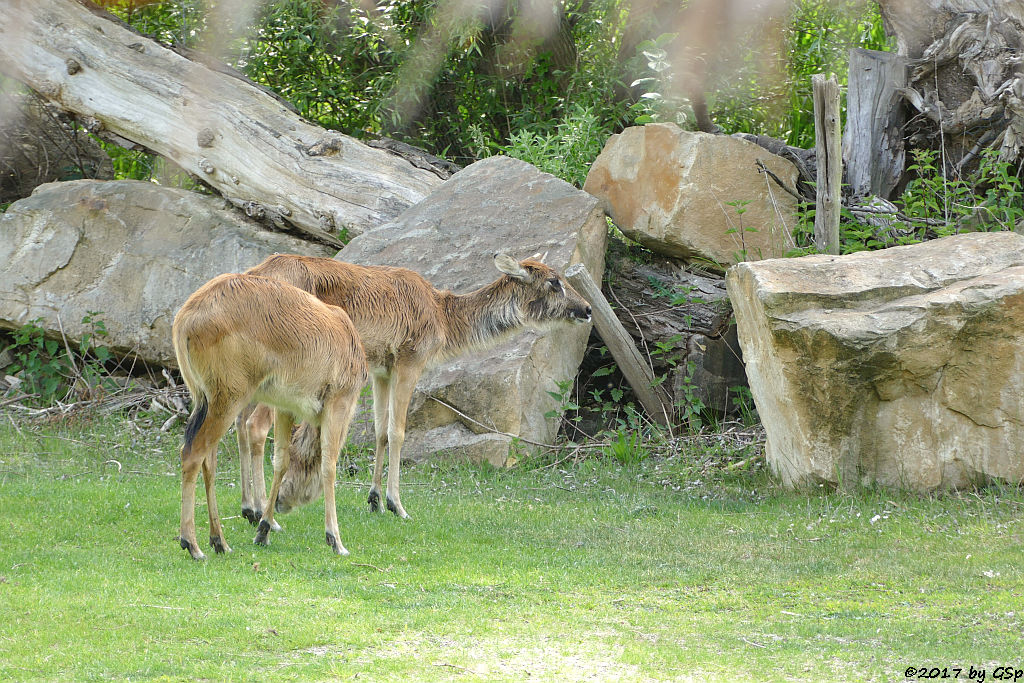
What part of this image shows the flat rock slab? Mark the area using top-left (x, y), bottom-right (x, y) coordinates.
top-left (727, 232), bottom-right (1024, 491)
top-left (585, 123), bottom-right (797, 269)
top-left (339, 155), bottom-right (607, 465)
top-left (0, 179), bottom-right (334, 367)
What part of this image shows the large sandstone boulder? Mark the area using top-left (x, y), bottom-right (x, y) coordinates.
top-left (727, 232), bottom-right (1024, 492)
top-left (340, 155), bottom-right (607, 465)
top-left (584, 124), bottom-right (797, 269)
top-left (0, 179), bottom-right (334, 366)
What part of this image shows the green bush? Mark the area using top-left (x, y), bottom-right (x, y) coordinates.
top-left (109, 0), bottom-right (894, 186)
top-left (495, 104), bottom-right (608, 188)
top-left (3, 312), bottom-right (115, 405)
top-left (632, 0), bottom-right (890, 147)
top-left (835, 148), bottom-right (1024, 254)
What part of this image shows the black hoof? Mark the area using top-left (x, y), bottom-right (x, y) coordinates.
top-left (180, 537), bottom-right (205, 560)
top-left (385, 496), bottom-right (399, 516)
top-left (325, 531), bottom-right (348, 556)
top-left (254, 520), bottom-right (271, 546)
top-left (242, 508), bottom-right (262, 526)
top-left (368, 489), bottom-right (381, 512)
top-left (210, 536), bottom-right (230, 554)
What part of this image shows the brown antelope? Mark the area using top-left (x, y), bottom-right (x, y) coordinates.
top-left (172, 273), bottom-right (368, 560)
top-left (236, 252), bottom-right (592, 522)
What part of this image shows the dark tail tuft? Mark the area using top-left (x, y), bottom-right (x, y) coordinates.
top-left (183, 396), bottom-right (208, 451)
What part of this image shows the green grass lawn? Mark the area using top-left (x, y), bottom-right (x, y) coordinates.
top-left (0, 414), bottom-right (1021, 681)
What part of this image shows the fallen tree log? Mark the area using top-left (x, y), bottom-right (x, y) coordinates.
top-left (0, 0), bottom-right (445, 246)
top-left (566, 263), bottom-right (673, 427)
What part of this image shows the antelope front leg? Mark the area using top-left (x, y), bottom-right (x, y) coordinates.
top-left (321, 395), bottom-right (358, 555)
top-left (383, 362), bottom-right (425, 520)
top-left (236, 404), bottom-right (259, 525)
top-left (255, 410), bottom-right (294, 547)
top-left (239, 404), bottom-right (278, 530)
top-left (368, 372), bottom-right (390, 513)
top-left (248, 404), bottom-right (275, 528)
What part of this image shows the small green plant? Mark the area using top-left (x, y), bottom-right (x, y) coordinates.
top-left (676, 359), bottom-right (707, 432)
top-left (724, 199), bottom-right (770, 263)
top-left (588, 363), bottom-right (624, 417)
top-left (3, 311), bottom-right (115, 405)
top-left (650, 333), bottom-right (683, 369)
top-left (603, 427), bottom-right (645, 465)
top-left (6, 318), bottom-right (68, 404)
top-left (545, 378), bottom-right (581, 424)
top-left (646, 277), bottom-right (706, 308)
top-left (729, 385), bottom-right (758, 427)
top-left (78, 311), bottom-right (115, 394)
top-left (974, 147), bottom-right (1024, 230)
top-left (901, 148), bottom-right (974, 233)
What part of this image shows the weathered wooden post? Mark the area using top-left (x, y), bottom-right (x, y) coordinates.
top-left (812, 73), bottom-right (842, 255)
top-left (565, 263), bottom-right (673, 427)
top-left (842, 49), bottom-right (908, 200)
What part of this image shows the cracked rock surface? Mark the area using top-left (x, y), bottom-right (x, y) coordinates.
top-left (0, 179), bottom-right (333, 366)
top-left (727, 232), bottom-right (1024, 491)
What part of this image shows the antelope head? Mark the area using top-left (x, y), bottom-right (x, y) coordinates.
top-left (493, 253), bottom-right (592, 326)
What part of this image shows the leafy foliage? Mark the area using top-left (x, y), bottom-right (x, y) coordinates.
top-left (773, 0), bottom-right (891, 147)
top-left (107, 0), bottom-right (893, 183)
top-left (6, 319), bottom-right (66, 404)
top-left (153, 0), bottom-right (636, 169)
top-left (495, 103), bottom-right (608, 188)
top-left (3, 312), bottom-right (115, 405)
top-left (632, 0), bottom-right (891, 147)
top-left (835, 148), bottom-right (1024, 254)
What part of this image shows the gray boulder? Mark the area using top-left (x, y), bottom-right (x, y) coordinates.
top-left (340, 155), bottom-right (607, 465)
top-left (727, 232), bottom-right (1024, 492)
top-left (0, 179), bottom-right (334, 366)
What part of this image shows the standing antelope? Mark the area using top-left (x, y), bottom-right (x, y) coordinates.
top-left (172, 273), bottom-right (368, 560)
top-left (236, 252), bottom-right (593, 522)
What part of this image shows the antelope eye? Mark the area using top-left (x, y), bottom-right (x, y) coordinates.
top-left (548, 278), bottom-right (562, 292)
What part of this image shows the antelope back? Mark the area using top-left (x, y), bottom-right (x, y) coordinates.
top-left (246, 254), bottom-right (446, 366)
top-left (172, 273), bottom-right (367, 419)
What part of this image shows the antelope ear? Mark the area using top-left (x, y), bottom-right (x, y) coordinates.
top-left (494, 253), bottom-right (532, 282)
